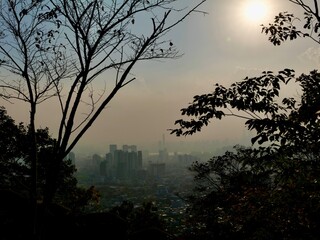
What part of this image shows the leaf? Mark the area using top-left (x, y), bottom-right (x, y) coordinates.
top-left (280, 137), bottom-right (287, 146)
top-left (251, 135), bottom-right (259, 145)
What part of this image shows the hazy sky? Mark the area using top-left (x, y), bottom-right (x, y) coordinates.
top-left (4, 0), bottom-right (320, 155)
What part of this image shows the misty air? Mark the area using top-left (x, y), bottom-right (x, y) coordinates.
top-left (1, 0), bottom-right (320, 239)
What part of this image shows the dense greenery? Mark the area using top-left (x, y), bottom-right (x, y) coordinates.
top-left (180, 144), bottom-right (320, 239)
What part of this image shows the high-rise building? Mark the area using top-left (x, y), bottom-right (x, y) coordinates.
top-left (105, 152), bottom-right (113, 166)
top-left (100, 152), bottom-right (115, 181)
top-left (105, 144), bottom-right (143, 181)
top-left (148, 163), bottom-right (165, 178)
top-left (109, 144), bottom-right (117, 155)
top-left (114, 149), bottom-right (128, 179)
top-left (137, 151), bottom-right (143, 169)
top-left (129, 145), bottom-right (137, 152)
top-left (100, 161), bottom-right (107, 176)
top-left (159, 149), bottom-right (169, 162)
top-left (92, 154), bottom-right (102, 174)
top-left (122, 144), bottom-right (129, 152)
top-left (122, 144), bottom-right (137, 152)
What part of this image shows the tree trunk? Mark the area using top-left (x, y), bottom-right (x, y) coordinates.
top-left (29, 102), bottom-right (39, 239)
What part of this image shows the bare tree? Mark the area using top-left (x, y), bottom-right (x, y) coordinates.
top-left (0, 0), bottom-right (208, 237)
top-left (0, 0), bottom-right (206, 224)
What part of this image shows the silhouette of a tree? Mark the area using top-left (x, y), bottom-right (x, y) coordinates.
top-left (0, 106), bottom-right (26, 189)
top-left (171, 0), bottom-right (320, 148)
top-left (170, 1), bottom-right (320, 239)
top-left (182, 144), bottom-right (320, 239)
top-left (0, 0), bottom-right (207, 237)
top-left (0, 106), bottom-right (97, 213)
top-left (261, 0), bottom-right (320, 45)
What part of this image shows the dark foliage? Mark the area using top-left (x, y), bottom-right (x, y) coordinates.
top-left (0, 106), bottom-right (99, 213)
top-left (110, 201), bottom-right (174, 240)
top-left (171, 69), bottom-right (320, 151)
top-left (180, 145), bottom-right (320, 239)
top-left (171, 69), bottom-right (320, 239)
top-left (171, 2), bottom-right (320, 238)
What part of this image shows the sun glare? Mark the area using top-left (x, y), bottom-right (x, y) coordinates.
top-left (242, 0), bottom-right (269, 23)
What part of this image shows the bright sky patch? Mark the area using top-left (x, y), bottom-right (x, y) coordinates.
top-left (243, 0), bottom-right (269, 23)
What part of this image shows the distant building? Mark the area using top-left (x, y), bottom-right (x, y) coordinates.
top-left (100, 160), bottom-right (107, 176)
top-left (100, 152), bottom-right (114, 181)
top-left (92, 154), bottom-right (102, 174)
top-left (123, 144), bottom-right (137, 152)
top-left (176, 153), bottom-right (199, 166)
top-left (102, 144), bottom-right (144, 181)
top-left (159, 149), bottom-right (169, 162)
top-left (148, 162), bottom-right (165, 178)
top-left (105, 152), bottom-right (113, 166)
top-left (137, 151), bottom-right (143, 169)
top-left (114, 149), bottom-right (127, 179)
top-left (109, 144), bottom-right (117, 155)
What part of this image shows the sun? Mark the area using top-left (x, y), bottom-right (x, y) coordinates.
top-left (242, 0), bottom-right (269, 23)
